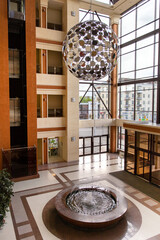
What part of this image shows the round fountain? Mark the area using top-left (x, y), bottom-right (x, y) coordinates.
top-left (54, 186), bottom-right (127, 229)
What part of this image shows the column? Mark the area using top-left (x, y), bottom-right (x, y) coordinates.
top-left (40, 0), bottom-right (48, 28)
top-left (0, 0), bottom-right (10, 169)
top-left (110, 15), bottom-right (119, 152)
top-left (25, 0), bottom-right (37, 151)
top-left (63, 0), bottom-right (79, 161)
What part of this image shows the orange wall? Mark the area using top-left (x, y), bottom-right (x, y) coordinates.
top-left (0, 0), bottom-right (10, 169)
top-left (25, 0), bottom-right (37, 149)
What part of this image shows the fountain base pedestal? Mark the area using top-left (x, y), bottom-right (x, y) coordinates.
top-left (54, 186), bottom-right (127, 229)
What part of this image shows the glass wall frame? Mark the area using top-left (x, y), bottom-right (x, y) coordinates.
top-left (118, 0), bottom-right (159, 127)
top-left (125, 129), bottom-right (160, 187)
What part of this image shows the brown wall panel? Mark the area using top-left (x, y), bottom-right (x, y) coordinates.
top-left (25, 0), bottom-right (37, 150)
top-left (0, 0), bottom-right (10, 169)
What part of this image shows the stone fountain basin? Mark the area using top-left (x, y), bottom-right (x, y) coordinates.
top-left (54, 186), bottom-right (127, 229)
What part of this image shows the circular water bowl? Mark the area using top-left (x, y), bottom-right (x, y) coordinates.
top-left (54, 186), bottom-right (127, 229)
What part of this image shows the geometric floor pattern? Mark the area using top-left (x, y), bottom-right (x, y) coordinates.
top-left (0, 153), bottom-right (160, 240)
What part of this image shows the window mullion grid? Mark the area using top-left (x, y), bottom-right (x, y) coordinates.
top-left (152, 0), bottom-right (156, 122)
top-left (134, 5), bottom-right (137, 121)
top-left (157, 0), bottom-right (160, 123)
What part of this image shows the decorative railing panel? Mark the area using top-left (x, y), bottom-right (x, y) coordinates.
top-left (2, 146), bottom-right (37, 179)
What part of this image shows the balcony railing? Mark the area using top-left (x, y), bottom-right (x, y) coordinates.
top-left (47, 22), bottom-right (62, 31)
top-left (2, 146), bottom-right (37, 179)
top-left (48, 108), bottom-right (63, 117)
top-left (48, 66), bottom-right (63, 75)
top-left (36, 64), bottom-right (40, 73)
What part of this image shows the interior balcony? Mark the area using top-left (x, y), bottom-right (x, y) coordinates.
top-left (37, 94), bottom-right (65, 119)
top-left (36, 73), bottom-right (65, 87)
top-left (37, 117), bottom-right (66, 129)
top-left (36, 0), bottom-right (64, 33)
top-left (47, 0), bottom-right (63, 31)
top-left (36, 49), bottom-right (63, 76)
top-left (36, 27), bottom-right (65, 42)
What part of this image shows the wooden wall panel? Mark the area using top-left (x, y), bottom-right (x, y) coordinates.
top-left (0, 0), bottom-right (10, 169)
top-left (25, 0), bottom-right (37, 150)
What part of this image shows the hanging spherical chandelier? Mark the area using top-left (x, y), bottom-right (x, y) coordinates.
top-left (62, 19), bottom-right (119, 81)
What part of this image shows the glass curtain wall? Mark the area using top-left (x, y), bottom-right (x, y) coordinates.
top-left (118, 0), bottom-right (159, 150)
top-left (79, 9), bottom-right (111, 120)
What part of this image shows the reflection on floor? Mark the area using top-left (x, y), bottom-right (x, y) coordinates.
top-left (0, 153), bottom-right (160, 240)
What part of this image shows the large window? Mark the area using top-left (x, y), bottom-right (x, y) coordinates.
top-left (9, 49), bottom-right (20, 78)
top-left (79, 82), bottom-right (111, 120)
top-left (9, 0), bottom-right (25, 20)
top-left (10, 98), bottom-right (21, 127)
top-left (118, 0), bottom-right (159, 123)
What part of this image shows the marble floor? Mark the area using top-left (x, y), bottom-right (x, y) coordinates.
top-left (0, 153), bottom-right (160, 240)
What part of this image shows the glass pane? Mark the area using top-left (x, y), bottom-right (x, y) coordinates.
top-left (126, 147), bottom-right (135, 173)
top-left (136, 67), bottom-right (153, 79)
top-left (121, 44), bottom-right (135, 55)
top-left (94, 137), bottom-right (100, 146)
top-left (128, 131), bottom-right (135, 146)
top-left (9, 49), bottom-right (20, 78)
top-left (137, 0), bottom-right (155, 29)
top-left (101, 136), bottom-right (107, 145)
top-left (10, 98), bottom-right (21, 127)
top-left (101, 146), bottom-right (107, 152)
top-left (152, 135), bottom-right (160, 186)
top-left (120, 85), bottom-right (134, 120)
top-left (85, 147), bottom-right (91, 155)
top-left (137, 36), bottom-right (154, 49)
top-left (136, 45), bottom-right (154, 70)
top-left (79, 128), bottom-right (92, 137)
top-left (121, 10), bottom-right (136, 36)
top-left (136, 83), bottom-right (153, 121)
top-left (119, 72), bottom-right (135, 83)
top-left (94, 127), bottom-right (108, 136)
top-left (137, 23), bottom-right (154, 38)
top-left (85, 138), bottom-right (91, 147)
top-left (94, 147), bottom-right (100, 153)
top-left (79, 139), bottom-right (83, 148)
top-left (48, 138), bottom-right (59, 163)
top-left (126, 130), bottom-right (135, 174)
top-left (79, 148), bottom-right (83, 156)
top-left (121, 51), bottom-right (135, 73)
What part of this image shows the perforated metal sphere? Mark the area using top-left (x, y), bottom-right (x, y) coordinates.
top-left (62, 20), bottom-right (119, 81)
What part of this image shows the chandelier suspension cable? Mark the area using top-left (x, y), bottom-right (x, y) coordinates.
top-left (80, 9), bottom-right (91, 23)
top-left (90, 0), bottom-right (92, 20)
top-left (90, 0), bottom-right (93, 83)
top-left (94, 11), bottom-right (102, 22)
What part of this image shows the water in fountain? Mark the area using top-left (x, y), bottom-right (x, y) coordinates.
top-left (66, 188), bottom-right (116, 215)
